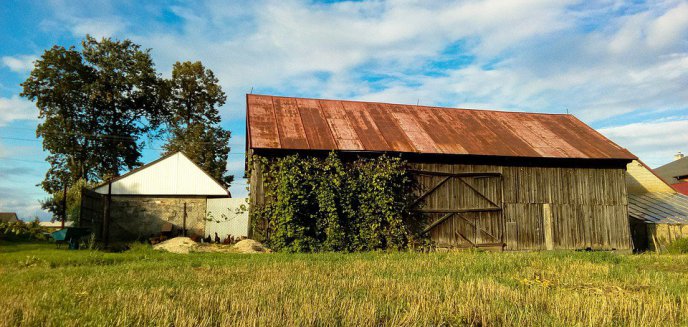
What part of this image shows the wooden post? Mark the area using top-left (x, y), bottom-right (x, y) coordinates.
top-left (61, 184), bottom-right (67, 229)
top-left (183, 202), bottom-right (187, 237)
top-left (506, 222), bottom-right (518, 250)
top-left (103, 182), bottom-right (112, 246)
top-left (543, 203), bottom-right (554, 250)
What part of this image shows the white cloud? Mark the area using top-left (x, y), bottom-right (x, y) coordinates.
top-left (0, 96), bottom-right (37, 126)
top-left (9, 0), bottom-right (688, 189)
top-left (69, 17), bottom-right (126, 38)
top-left (0, 187), bottom-right (50, 221)
top-left (599, 119), bottom-right (688, 167)
top-left (1, 55), bottom-right (37, 73)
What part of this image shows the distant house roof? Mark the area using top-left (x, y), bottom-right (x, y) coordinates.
top-left (655, 156), bottom-right (688, 184)
top-left (629, 193), bottom-right (688, 224)
top-left (0, 212), bottom-right (19, 223)
top-left (39, 221), bottom-right (74, 228)
top-left (94, 152), bottom-right (230, 196)
top-left (246, 94), bottom-right (636, 161)
top-left (673, 182), bottom-right (688, 196)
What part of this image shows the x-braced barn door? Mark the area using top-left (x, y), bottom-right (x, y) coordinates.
top-left (411, 169), bottom-right (504, 249)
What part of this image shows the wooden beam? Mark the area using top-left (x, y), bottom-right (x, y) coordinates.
top-left (454, 214), bottom-right (500, 242)
top-left (416, 207), bottom-right (501, 214)
top-left (413, 175), bottom-right (451, 206)
top-left (455, 230), bottom-right (476, 247)
top-left (422, 212), bottom-right (454, 234)
top-left (409, 169), bottom-right (501, 177)
top-left (458, 177), bottom-right (500, 208)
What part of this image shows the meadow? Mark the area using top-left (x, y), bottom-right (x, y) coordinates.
top-left (1, 242), bottom-right (687, 326)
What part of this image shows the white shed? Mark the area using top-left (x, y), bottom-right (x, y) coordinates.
top-left (82, 152), bottom-right (248, 242)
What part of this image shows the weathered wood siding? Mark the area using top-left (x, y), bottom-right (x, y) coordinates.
top-left (248, 153), bottom-right (632, 251)
top-left (409, 162), bottom-right (631, 251)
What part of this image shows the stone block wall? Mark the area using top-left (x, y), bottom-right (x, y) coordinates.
top-left (109, 196), bottom-right (208, 241)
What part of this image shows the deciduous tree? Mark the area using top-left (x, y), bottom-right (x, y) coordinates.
top-left (162, 61), bottom-right (233, 187)
top-left (21, 35), bottom-right (167, 219)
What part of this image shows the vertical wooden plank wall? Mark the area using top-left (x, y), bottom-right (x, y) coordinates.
top-left (410, 162), bottom-right (632, 251)
top-left (248, 154), bottom-right (632, 251)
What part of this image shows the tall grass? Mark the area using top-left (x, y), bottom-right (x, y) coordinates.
top-left (1, 243), bottom-right (687, 326)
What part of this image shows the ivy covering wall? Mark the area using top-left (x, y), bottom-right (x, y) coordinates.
top-left (250, 153), bottom-right (426, 252)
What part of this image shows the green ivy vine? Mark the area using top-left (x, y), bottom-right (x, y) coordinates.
top-left (250, 152), bottom-right (427, 252)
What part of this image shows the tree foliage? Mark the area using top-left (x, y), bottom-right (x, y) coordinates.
top-left (162, 61), bottom-right (233, 187)
top-left (251, 153), bottom-right (425, 252)
top-left (40, 179), bottom-right (94, 223)
top-left (0, 219), bottom-right (48, 241)
top-left (21, 35), bottom-right (167, 192)
top-left (21, 37), bottom-right (234, 219)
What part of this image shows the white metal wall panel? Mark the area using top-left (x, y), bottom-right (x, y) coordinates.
top-left (205, 198), bottom-right (249, 241)
top-left (95, 153), bottom-right (228, 196)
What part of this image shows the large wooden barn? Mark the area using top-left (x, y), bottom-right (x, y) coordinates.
top-left (246, 94), bottom-right (637, 251)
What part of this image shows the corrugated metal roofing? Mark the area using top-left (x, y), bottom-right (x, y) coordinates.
top-left (628, 193), bottom-right (688, 224)
top-left (246, 94), bottom-right (636, 160)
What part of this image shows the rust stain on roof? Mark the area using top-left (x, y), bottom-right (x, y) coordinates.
top-left (246, 94), bottom-right (637, 160)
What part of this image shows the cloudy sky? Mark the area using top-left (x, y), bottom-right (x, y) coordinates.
top-left (1, 0), bottom-right (687, 219)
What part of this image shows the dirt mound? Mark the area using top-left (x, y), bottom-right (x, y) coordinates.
top-left (196, 243), bottom-right (236, 253)
top-left (233, 239), bottom-right (270, 253)
top-left (153, 237), bottom-right (198, 254)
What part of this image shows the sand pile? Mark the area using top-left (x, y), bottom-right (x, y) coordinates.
top-left (153, 237), bottom-right (270, 254)
top-left (153, 237), bottom-right (198, 254)
top-left (233, 239), bottom-right (270, 253)
top-left (196, 243), bottom-right (235, 253)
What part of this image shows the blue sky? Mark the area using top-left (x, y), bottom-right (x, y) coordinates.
top-left (1, 0), bottom-right (687, 219)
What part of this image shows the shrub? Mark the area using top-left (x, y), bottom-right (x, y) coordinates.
top-left (0, 219), bottom-right (49, 241)
top-left (666, 237), bottom-right (688, 254)
top-left (251, 153), bottom-right (424, 252)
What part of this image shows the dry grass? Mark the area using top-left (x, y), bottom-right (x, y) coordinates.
top-left (1, 242), bottom-right (687, 326)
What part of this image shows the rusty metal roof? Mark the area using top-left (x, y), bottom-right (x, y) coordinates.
top-left (246, 94), bottom-right (636, 160)
top-left (629, 193), bottom-right (688, 224)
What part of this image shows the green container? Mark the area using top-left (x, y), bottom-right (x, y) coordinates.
top-left (50, 228), bottom-right (91, 249)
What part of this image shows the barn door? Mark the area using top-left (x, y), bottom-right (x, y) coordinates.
top-left (411, 169), bottom-right (504, 249)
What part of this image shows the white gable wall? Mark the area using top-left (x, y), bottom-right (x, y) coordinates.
top-left (95, 153), bottom-right (228, 196)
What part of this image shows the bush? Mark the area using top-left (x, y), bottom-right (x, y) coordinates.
top-left (0, 219), bottom-right (49, 241)
top-left (666, 237), bottom-right (688, 254)
top-left (251, 153), bottom-right (425, 252)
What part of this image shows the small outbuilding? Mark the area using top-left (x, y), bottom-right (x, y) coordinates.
top-left (626, 159), bottom-right (688, 251)
top-left (80, 152), bottom-right (245, 242)
top-left (39, 220), bottom-right (74, 230)
top-left (655, 153), bottom-right (688, 195)
top-left (246, 94), bottom-right (637, 251)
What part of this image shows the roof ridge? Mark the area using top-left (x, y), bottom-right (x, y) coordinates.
top-left (248, 93), bottom-right (571, 116)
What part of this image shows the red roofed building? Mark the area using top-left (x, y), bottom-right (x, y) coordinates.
top-left (673, 182), bottom-right (688, 195)
top-left (655, 153), bottom-right (688, 195)
top-left (246, 94), bottom-right (636, 251)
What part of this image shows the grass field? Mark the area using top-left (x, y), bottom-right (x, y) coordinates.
top-left (1, 242), bottom-right (687, 326)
